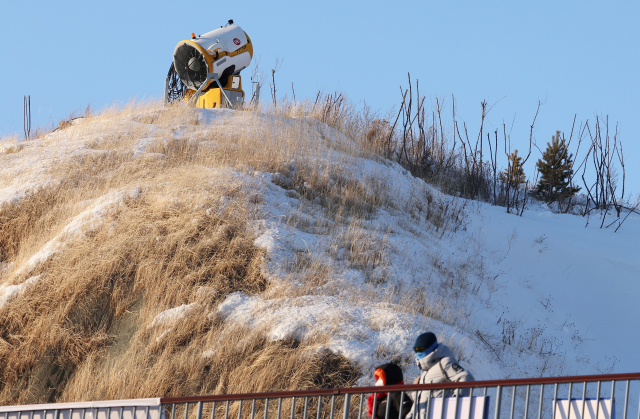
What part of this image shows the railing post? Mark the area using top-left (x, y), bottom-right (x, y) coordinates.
top-left (237, 401), bottom-right (243, 419)
top-left (523, 385), bottom-right (531, 419)
top-left (197, 402), bottom-right (203, 419)
top-left (611, 381), bottom-right (616, 419)
top-left (552, 384), bottom-right (558, 419)
top-left (566, 382), bottom-right (573, 419)
top-left (467, 387), bottom-right (475, 419)
top-left (636, 385), bottom-right (640, 419)
top-left (329, 396), bottom-right (336, 419)
top-left (371, 395), bottom-right (377, 419)
top-left (425, 390), bottom-right (432, 419)
top-left (581, 382), bottom-right (587, 419)
top-left (452, 389), bottom-right (460, 419)
top-left (342, 394), bottom-right (351, 419)
top-left (623, 380), bottom-right (630, 419)
top-left (290, 398), bottom-right (296, 419)
top-left (509, 386), bottom-right (516, 419)
top-left (398, 393), bottom-right (405, 419)
top-left (494, 386), bottom-right (502, 419)
top-left (595, 380), bottom-right (602, 419)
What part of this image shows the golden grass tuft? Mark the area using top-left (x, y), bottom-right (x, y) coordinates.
top-left (0, 186), bottom-right (66, 263)
top-left (0, 183), bottom-right (269, 403)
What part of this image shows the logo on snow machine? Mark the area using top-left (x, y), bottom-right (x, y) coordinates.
top-left (233, 38), bottom-right (241, 45)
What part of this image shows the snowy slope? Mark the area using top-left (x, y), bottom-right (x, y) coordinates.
top-left (1, 106), bottom-right (638, 388)
top-left (464, 202), bottom-right (640, 375)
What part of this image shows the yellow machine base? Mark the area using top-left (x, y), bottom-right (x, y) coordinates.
top-left (194, 88), bottom-right (224, 109)
top-left (185, 75), bottom-right (245, 109)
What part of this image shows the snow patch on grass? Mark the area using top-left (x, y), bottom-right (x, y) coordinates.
top-left (149, 303), bottom-right (199, 329)
top-left (14, 187), bottom-right (142, 278)
top-left (0, 274), bottom-right (42, 309)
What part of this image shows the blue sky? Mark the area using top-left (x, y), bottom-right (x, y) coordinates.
top-left (1, 0), bottom-right (638, 198)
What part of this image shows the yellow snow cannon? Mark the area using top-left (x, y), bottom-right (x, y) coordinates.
top-left (164, 19), bottom-right (253, 108)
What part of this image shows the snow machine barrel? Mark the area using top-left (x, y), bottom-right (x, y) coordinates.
top-left (165, 20), bottom-right (253, 108)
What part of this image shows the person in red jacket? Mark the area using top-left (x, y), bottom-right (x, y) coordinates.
top-left (367, 363), bottom-right (414, 419)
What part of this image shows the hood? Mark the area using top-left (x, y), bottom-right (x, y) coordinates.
top-left (375, 362), bottom-right (404, 385)
top-left (417, 343), bottom-right (457, 371)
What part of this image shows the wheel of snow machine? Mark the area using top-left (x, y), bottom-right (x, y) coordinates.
top-left (165, 62), bottom-right (186, 103)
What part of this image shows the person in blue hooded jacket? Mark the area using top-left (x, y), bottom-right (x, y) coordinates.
top-left (411, 332), bottom-right (474, 404)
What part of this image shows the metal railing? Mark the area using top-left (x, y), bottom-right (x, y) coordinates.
top-left (0, 399), bottom-right (164, 419)
top-left (3, 373), bottom-right (640, 419)
top-left (160, 373), bottom-right (640, 419)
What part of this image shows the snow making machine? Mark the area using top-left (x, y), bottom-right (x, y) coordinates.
top-left (165, 20), bottom-right (253, 108)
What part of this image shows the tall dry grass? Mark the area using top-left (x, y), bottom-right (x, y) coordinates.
top-left (0, 92), bottom-right (484, 405)
top-left (0, 101), bottom-right (370, 405)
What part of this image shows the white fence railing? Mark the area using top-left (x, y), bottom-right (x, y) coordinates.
top-left (0, 399), bottom-right (164, 419)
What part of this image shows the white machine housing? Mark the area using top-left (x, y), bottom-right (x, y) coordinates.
top-left (172, 23), bottom-right (252, 90)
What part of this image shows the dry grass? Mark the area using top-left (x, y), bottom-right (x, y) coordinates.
top-left (0, 181), bottom-right (267, 402)
top-left (0, 101), bottom-right (369, 405)
top-left (0, 95), bottom-right (479, 405)
top-left (0, 133), bottom-right (22, 144)
top-left (0, 185), bottom-right (66, 263)
top-left (61, 321), bottom-right (359, 402)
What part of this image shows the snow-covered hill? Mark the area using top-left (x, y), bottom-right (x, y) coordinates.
top-left (0, 104), bottom-right (637, 403)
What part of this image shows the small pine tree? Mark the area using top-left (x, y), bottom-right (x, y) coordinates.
top-left (532, 131), bottom-right (580, 203)
top-left (500, 149), bottom-right (526, 189)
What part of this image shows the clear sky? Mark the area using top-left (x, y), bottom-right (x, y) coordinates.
top-left (1, 0), bottom-right (638, 198)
